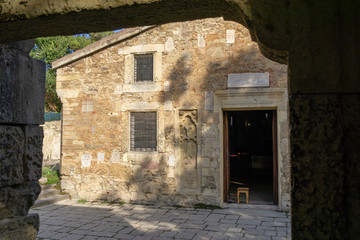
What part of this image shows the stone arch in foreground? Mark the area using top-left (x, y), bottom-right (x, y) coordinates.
top-left (0, 1), bottom-right (359, 239)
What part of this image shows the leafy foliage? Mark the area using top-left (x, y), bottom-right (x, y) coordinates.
top-left (78, 199), bottom-right (87, 204)
top-left (30, 32), bottom-right (114, 112)
top-left (41, 165), bottom-right (59, 185)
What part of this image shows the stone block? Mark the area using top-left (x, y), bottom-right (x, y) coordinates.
top-left (0, 182), bottom-right (41, 219)
top-left (0, 126), bottom-right (24, 187)
top-left (141, 161), bottom-right (159, 170)
top-left (2, 39), bottom-right (35, 54)
top-left (0, 45), bottom-right (45, 125)
top-left (24, 125), bottom-right (43, 181)
top-left (0, 214), bottom-right (39, 240)
top-left (109, 164), bottom-right (131, 179)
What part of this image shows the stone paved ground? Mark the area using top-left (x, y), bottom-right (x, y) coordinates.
top-left (30, 200), bottom-right (291, 240)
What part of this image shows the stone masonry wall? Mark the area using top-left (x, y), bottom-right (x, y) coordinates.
top-left (57, 18), bottom-right (289, 208)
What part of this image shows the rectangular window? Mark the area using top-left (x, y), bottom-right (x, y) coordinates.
top-left (130, 112), bottom-right (157, 151)
top-left (134, 54), bottom-right (153, 82)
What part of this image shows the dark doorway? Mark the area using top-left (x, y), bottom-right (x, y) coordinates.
top-left (224, 110), bottom-right (278, 204)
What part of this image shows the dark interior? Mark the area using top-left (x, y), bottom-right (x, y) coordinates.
top-left (227, 110), bottom-right (274, 204)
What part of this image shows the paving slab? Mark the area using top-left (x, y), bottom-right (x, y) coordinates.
top-left (30, 200), bottom-right (291, 239)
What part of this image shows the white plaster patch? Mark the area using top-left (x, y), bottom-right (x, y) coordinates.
top-left (110, 150), bottom-right (121, 163)
top-left (168, 154), bottom-right (175, 167)
top-left (122, 153), bottom-right (128, 163)
top-left (81, 154), bottom-right (91, 167)
top-left (197, 34), bottom-right (206, 48)
top-left (226, 29), bottom-right (235, 44)
top-left (81, 101), bottom-right (93, 112)
top-left (164, 100), bottom-right (173, 111)
top-left (165, 37), bottom-right (174, 52)
top-left (168, 167), bottom-right (175, 178)
top-left (164, 81), bottom-right (170, 92)
top-left (227, 72), bottom-right (270, 88)
top-left (114, 85), bottom-right (122, 94)
top-left (97, 152), bottom-right (105, 161)
top-left (205, 91), bottom-right (214, 111)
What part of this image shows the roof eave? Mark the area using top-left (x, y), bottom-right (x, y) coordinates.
top-left (52, 25), bottom-right (155, 69)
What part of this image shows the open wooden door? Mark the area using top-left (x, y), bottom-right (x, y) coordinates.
top-left (223, 111), bottom-right (230, 202)
top-left (272, 111), bottom-right (278, 205)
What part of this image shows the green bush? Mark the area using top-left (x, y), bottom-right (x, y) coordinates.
top-left (42, 165), bottom-right (60, 185)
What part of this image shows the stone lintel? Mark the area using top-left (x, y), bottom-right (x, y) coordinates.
top-left (0, 44), bottom-right (45, 125)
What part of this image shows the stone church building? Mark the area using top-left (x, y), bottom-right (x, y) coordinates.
top-left (53, 17), bottom-right (290, 210)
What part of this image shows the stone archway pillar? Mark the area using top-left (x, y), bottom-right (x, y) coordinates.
top-left (0, 40), bottom-right (45, 239)
top-left (288, 32), bottom-right (360, 240)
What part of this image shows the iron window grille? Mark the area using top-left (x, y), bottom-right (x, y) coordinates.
top-left (134, 54), bottom-right (154, 82)
top-left (130, 112), bottom-right (157, 151)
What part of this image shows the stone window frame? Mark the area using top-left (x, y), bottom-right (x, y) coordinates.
top-left (129, 110), bottom-right (158, 152)
top-left (119, 44), bottom-right (164, 92)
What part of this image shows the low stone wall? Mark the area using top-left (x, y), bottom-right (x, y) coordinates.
top-left (42, 120), bottom-right (61, 162)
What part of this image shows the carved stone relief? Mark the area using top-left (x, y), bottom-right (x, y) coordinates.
top-left (179, 110), bottom-right (198, 189)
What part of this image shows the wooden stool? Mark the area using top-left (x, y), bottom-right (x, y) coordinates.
top-left (237, 187), bottom-right (249, 204)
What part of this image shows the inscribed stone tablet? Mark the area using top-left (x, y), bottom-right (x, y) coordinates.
top-left (81, 154), bottom-right (91, 167)
top-left (198, 34), bottom-right (205, 48)
top-left (169, 154), bottom-right (175, 167)
top-left (227, 72), bottom-right (270, 88)
top-left (226, 29), bottom-right (235, 44)
top-left (81, 101), bottom-right (93, 112)
top-left (97, 152), bottom-right (104, 161)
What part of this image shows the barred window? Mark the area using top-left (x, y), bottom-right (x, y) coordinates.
top-left (134, 54), bottom-right (153, 82)
top-left (130, 112), bottom-right (157, 151)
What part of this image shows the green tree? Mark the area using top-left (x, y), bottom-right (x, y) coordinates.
top-left (30, 32), bottom-right (114, 112)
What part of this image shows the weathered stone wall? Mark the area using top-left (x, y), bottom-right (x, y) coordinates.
top-left (42, 120), bottom-right (61, 162)
top-left (57, 18), bottom-right (289, 208)
top-left (0, 40), bottom-right (45, 239)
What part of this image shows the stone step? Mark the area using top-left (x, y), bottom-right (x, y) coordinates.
top-left (38, 189), bottom-right (60, 199)
top-left (40, 184), bottom-right (56, 190)
top-left (32, 195), bottom-right (69, 208)
top-left (223, 202), bottom-right (279, 211)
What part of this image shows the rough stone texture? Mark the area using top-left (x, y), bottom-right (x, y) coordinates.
top-left (2, 39), bottom-right (36, 54)
top-left (290, 94), bottom-right (354, 239)
top-left (341, 94), bottom-right (360, 239)
top-left (0, 41), bottom-right (44, 239)
top-left (0, 125), bottom-right (43, 218)
top-left (42, 120), bottom-right (61, 161)
top-left (0, 213), bottom-right (39, 240)
top-left (56, 18), bottom-right (289, 208)
top-left (0, 182), bottom-right (41, 219)
top-left (24, 125), bottom-right (44, 181)
top-left (0, 126), bottom-right (24, 187)
top-left (0, 42), bottom-right (45, 125)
